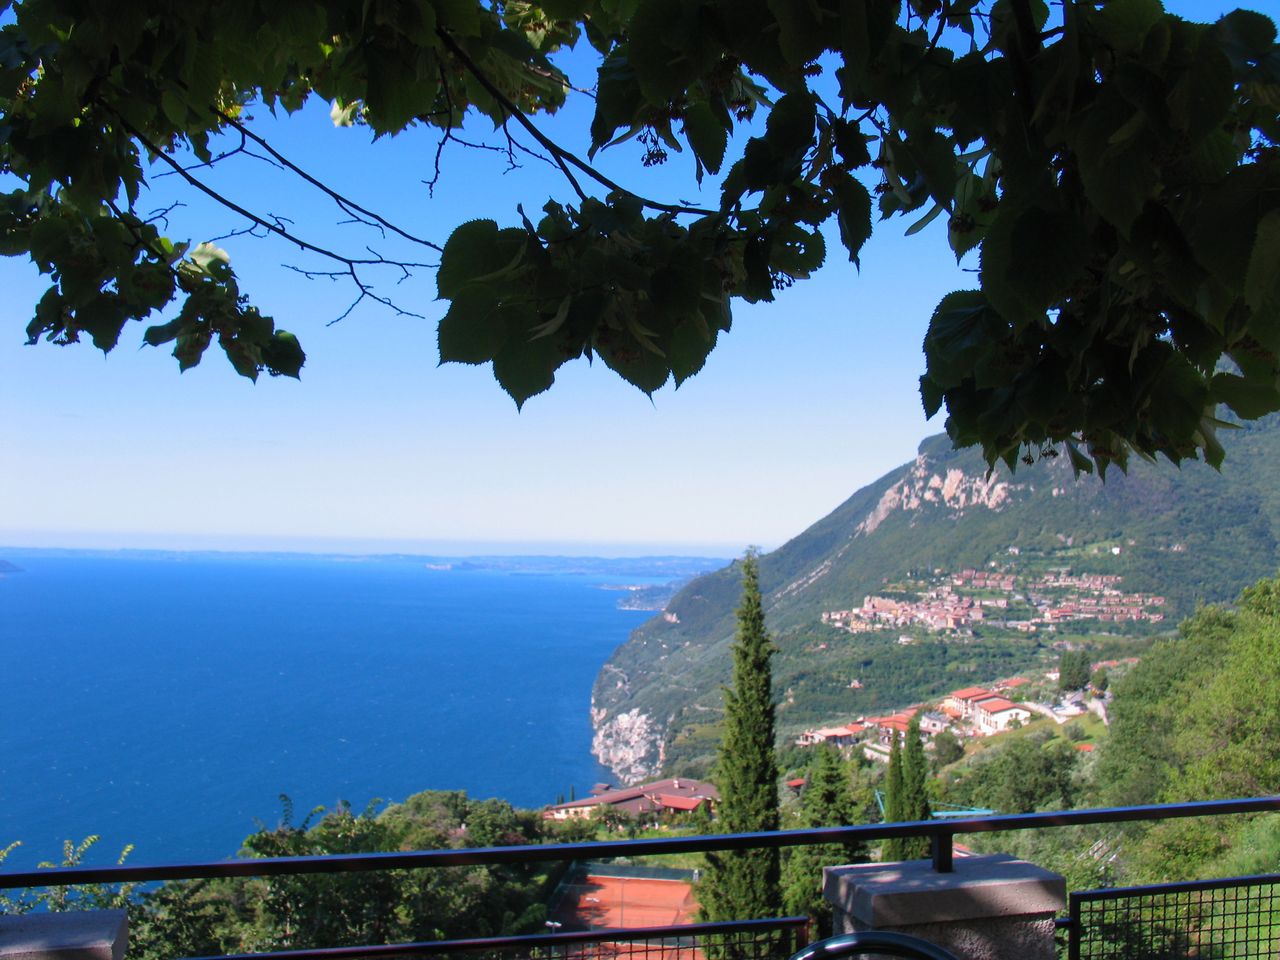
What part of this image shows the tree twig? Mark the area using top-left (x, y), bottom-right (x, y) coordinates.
top-left (436, 28), bottom-right (718, 217)
top-left (214, 109), bottom-right (443, 252)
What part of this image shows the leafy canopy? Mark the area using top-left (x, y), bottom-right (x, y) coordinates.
top-left (2, 0), bottom-right (1279, 471)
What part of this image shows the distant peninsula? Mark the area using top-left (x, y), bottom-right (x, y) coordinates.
top-left (599, 582), bottom-right (687, 611)
top-left (0, 560), bottom-right (24, 574)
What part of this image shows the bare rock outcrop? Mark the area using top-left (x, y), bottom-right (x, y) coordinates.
top-left (591, 705), bottom-right (662, 784)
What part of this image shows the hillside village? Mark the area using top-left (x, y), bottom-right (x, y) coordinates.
top-left (821, 563), bottom-right (1166, 635)
top-left (795, 660), bottom-right (1134, 763)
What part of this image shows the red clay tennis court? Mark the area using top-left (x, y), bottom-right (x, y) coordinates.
top-left (552, 873), bottom-right (699, 930)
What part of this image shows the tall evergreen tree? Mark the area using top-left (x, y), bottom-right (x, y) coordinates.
top-left (882, 717), bottom-right (932, 861)
top-left (881, 733), bottom-right (906, 861)
top-left (782, 745), bottom-right (866, 933)
top-left (899, 714), bottom-right (933, 859)
top-left (699, 550), bottom-right (781, 924)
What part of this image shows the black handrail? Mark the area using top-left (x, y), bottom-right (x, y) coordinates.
top-left (790, 932), bottom-right (962, 960)
top-left (1, 796), bottom-right (1276, 888)
top-left (185, 917), bottom-right (811, 960)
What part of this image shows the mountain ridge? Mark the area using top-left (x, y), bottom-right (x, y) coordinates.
top-left (591, 419), bottom-right (1280, 782)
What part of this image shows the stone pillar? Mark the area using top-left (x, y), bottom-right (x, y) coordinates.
top-left (0, 910), bottom-right (128, 960)
top-left (823, 854), bottom-right (1065, 960)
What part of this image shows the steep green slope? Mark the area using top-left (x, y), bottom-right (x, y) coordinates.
top-left (591, 418), bottom-right (1280, 782)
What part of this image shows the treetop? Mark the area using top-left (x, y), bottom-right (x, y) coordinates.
top-left (2, 0), bottom-right (1278, 473)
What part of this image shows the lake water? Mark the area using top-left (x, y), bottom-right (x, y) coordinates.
top-left (0, 551), bottom-right (659, 869)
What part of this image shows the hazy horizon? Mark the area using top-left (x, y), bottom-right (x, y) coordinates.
top-left (0, 530), bottom-right (745, 559)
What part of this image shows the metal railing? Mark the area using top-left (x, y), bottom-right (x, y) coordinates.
top-left (2, 796), bottom-right (1275, 890)
top-left (1069, 873), bottom-right (1280, 960)
top-left (1, 797), bottom-right (1278, 960)
top-left (187, 918), bottom-right (811, 960)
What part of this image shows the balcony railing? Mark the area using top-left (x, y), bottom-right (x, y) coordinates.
top-left (2, 796), bottom-right (1278, 960)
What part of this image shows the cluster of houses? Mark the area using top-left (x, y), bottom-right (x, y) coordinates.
top-left (1027, 572), bottom-right (1166, 623)
top-left (542, 777), bottom-right (719, 822)
top-left (822, 588), bottom-right (1001, 633)
top-left (796, 679), bottom-right (1035, 762)
top-left (821, 564), bottom-right (1167, 636)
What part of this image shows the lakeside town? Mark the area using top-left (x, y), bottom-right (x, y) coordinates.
top-left (821, 562), bottom-right (1167, 636)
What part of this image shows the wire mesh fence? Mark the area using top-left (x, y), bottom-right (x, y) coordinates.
top-left (1069, 873), bottom-right (1280, 960)
top-left (194, 918), bottom-right (810, 960)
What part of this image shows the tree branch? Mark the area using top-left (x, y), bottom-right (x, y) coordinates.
top-left (111, 110), bottom-right (434, 274)
top-left (214, 110), bottom-right (443, 253)
top-left (436, 28), bottom-right (718, 217)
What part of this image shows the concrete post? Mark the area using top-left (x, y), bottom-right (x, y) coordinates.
top-left (0, 911), bottom-right (128, 960)
top-left (823, 854), bottom-right (1065, 960)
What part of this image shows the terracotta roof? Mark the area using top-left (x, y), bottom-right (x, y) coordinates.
top-left (814, 726), bottom-right (855, 738)
top-left (656, 794), bottom-right (705, 811)
top-left (949, 686), bottom-right (992, 700)
top-left (1075, 742), bottom-right (1095, 752)
top-left (976, 697), bottom-right (1019, 713)
top-left (786, 778), bottom-right (807, 789)
top-left (545, 777), bottom-right (718, 812)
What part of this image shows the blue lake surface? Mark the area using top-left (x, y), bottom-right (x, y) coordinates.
top-left (0, 552), bottom-right (652, 869)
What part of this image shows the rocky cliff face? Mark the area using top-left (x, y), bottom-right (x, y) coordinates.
top-left (591, 704), bottom-right (663, 783)
top-left (858, 452), bottom-right (1025, 536)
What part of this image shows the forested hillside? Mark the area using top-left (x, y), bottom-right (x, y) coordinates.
top-left (593, 419), bottom-right (1280, 781)
top-left (948, 574), bottom-right (1280, 889)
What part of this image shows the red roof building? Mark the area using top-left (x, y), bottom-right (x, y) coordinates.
top-left (543, 777), bottom-right (719, 821)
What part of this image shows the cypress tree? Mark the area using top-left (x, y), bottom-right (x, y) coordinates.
top-left (883, 717), bottom-right (932, 861)
top-left (881, 732), bottom-right (906, 861)
top-left (782, 745), bottom-right (866, 932)
top-left (899, 714), bottom-right (932, 859)
top-left (699, 550), bottom-right (781, 924)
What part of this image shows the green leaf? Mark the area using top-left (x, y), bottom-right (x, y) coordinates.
top-left (1091, 0), bottom-right (1164, 54)
top-left (591, 51), bottom-right (644, 154)
top-left (1211, 372), bottom-right (1280, 420)
top-left (769, 224), bottom-right (825, 278)
top-left (682, 101), bottom-right (727, 175)
top-left (668, 312), bottom-right (716, 385)
top-left (174, 328), bottom-right (212, 373)
top-left (901, 128), bottom-right (956, 207)
top-left (598, 332), bottom-right (670, 394)
top-left (438, 220), bottom-right (501, 298)
top-left (1064, 440), bottom-right (1095, 475)
top-left (492, 327), bottom-right (563, 407)
top-left (432, 0), bottom-right (480, 36)
top-left (263, 330), bottom-right (305, 378)
top-left (765, 93), bottom-right (816, 159)
top-left (438, 287), bottom-right (508, 364)
top-left (190, 242), bottom-right (231, 280)
top-left (832, 120), bottom-right (872, 168)
top-left (627, 0), bottom-right (705, 104)
top-left (76, 296), bottom-right (128, 351)
top-left (919, 373), bottom-right (945, 418)
top-left (1216, 9), bottom-right (1278, 72)
top-left (160, 89), bottom-right (187, 128)
top-left (923, 289), bottom-right (1006, 390)
top-left (143, 315), bottom-right (186, 347)
top-left (1072, 96), bottom-right (1157, 233)
top-left (766, 0), bottom-right (826, 67)
top-left (1006, 206), bottom-right (1089, 311)
top-left (1245, 208), bottom-right (1280, 317)
top-left (834, 176), bottom-right (872, 266)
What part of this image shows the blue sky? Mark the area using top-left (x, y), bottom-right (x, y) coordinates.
top-left (1, 2), bottom-right (1271, 556)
